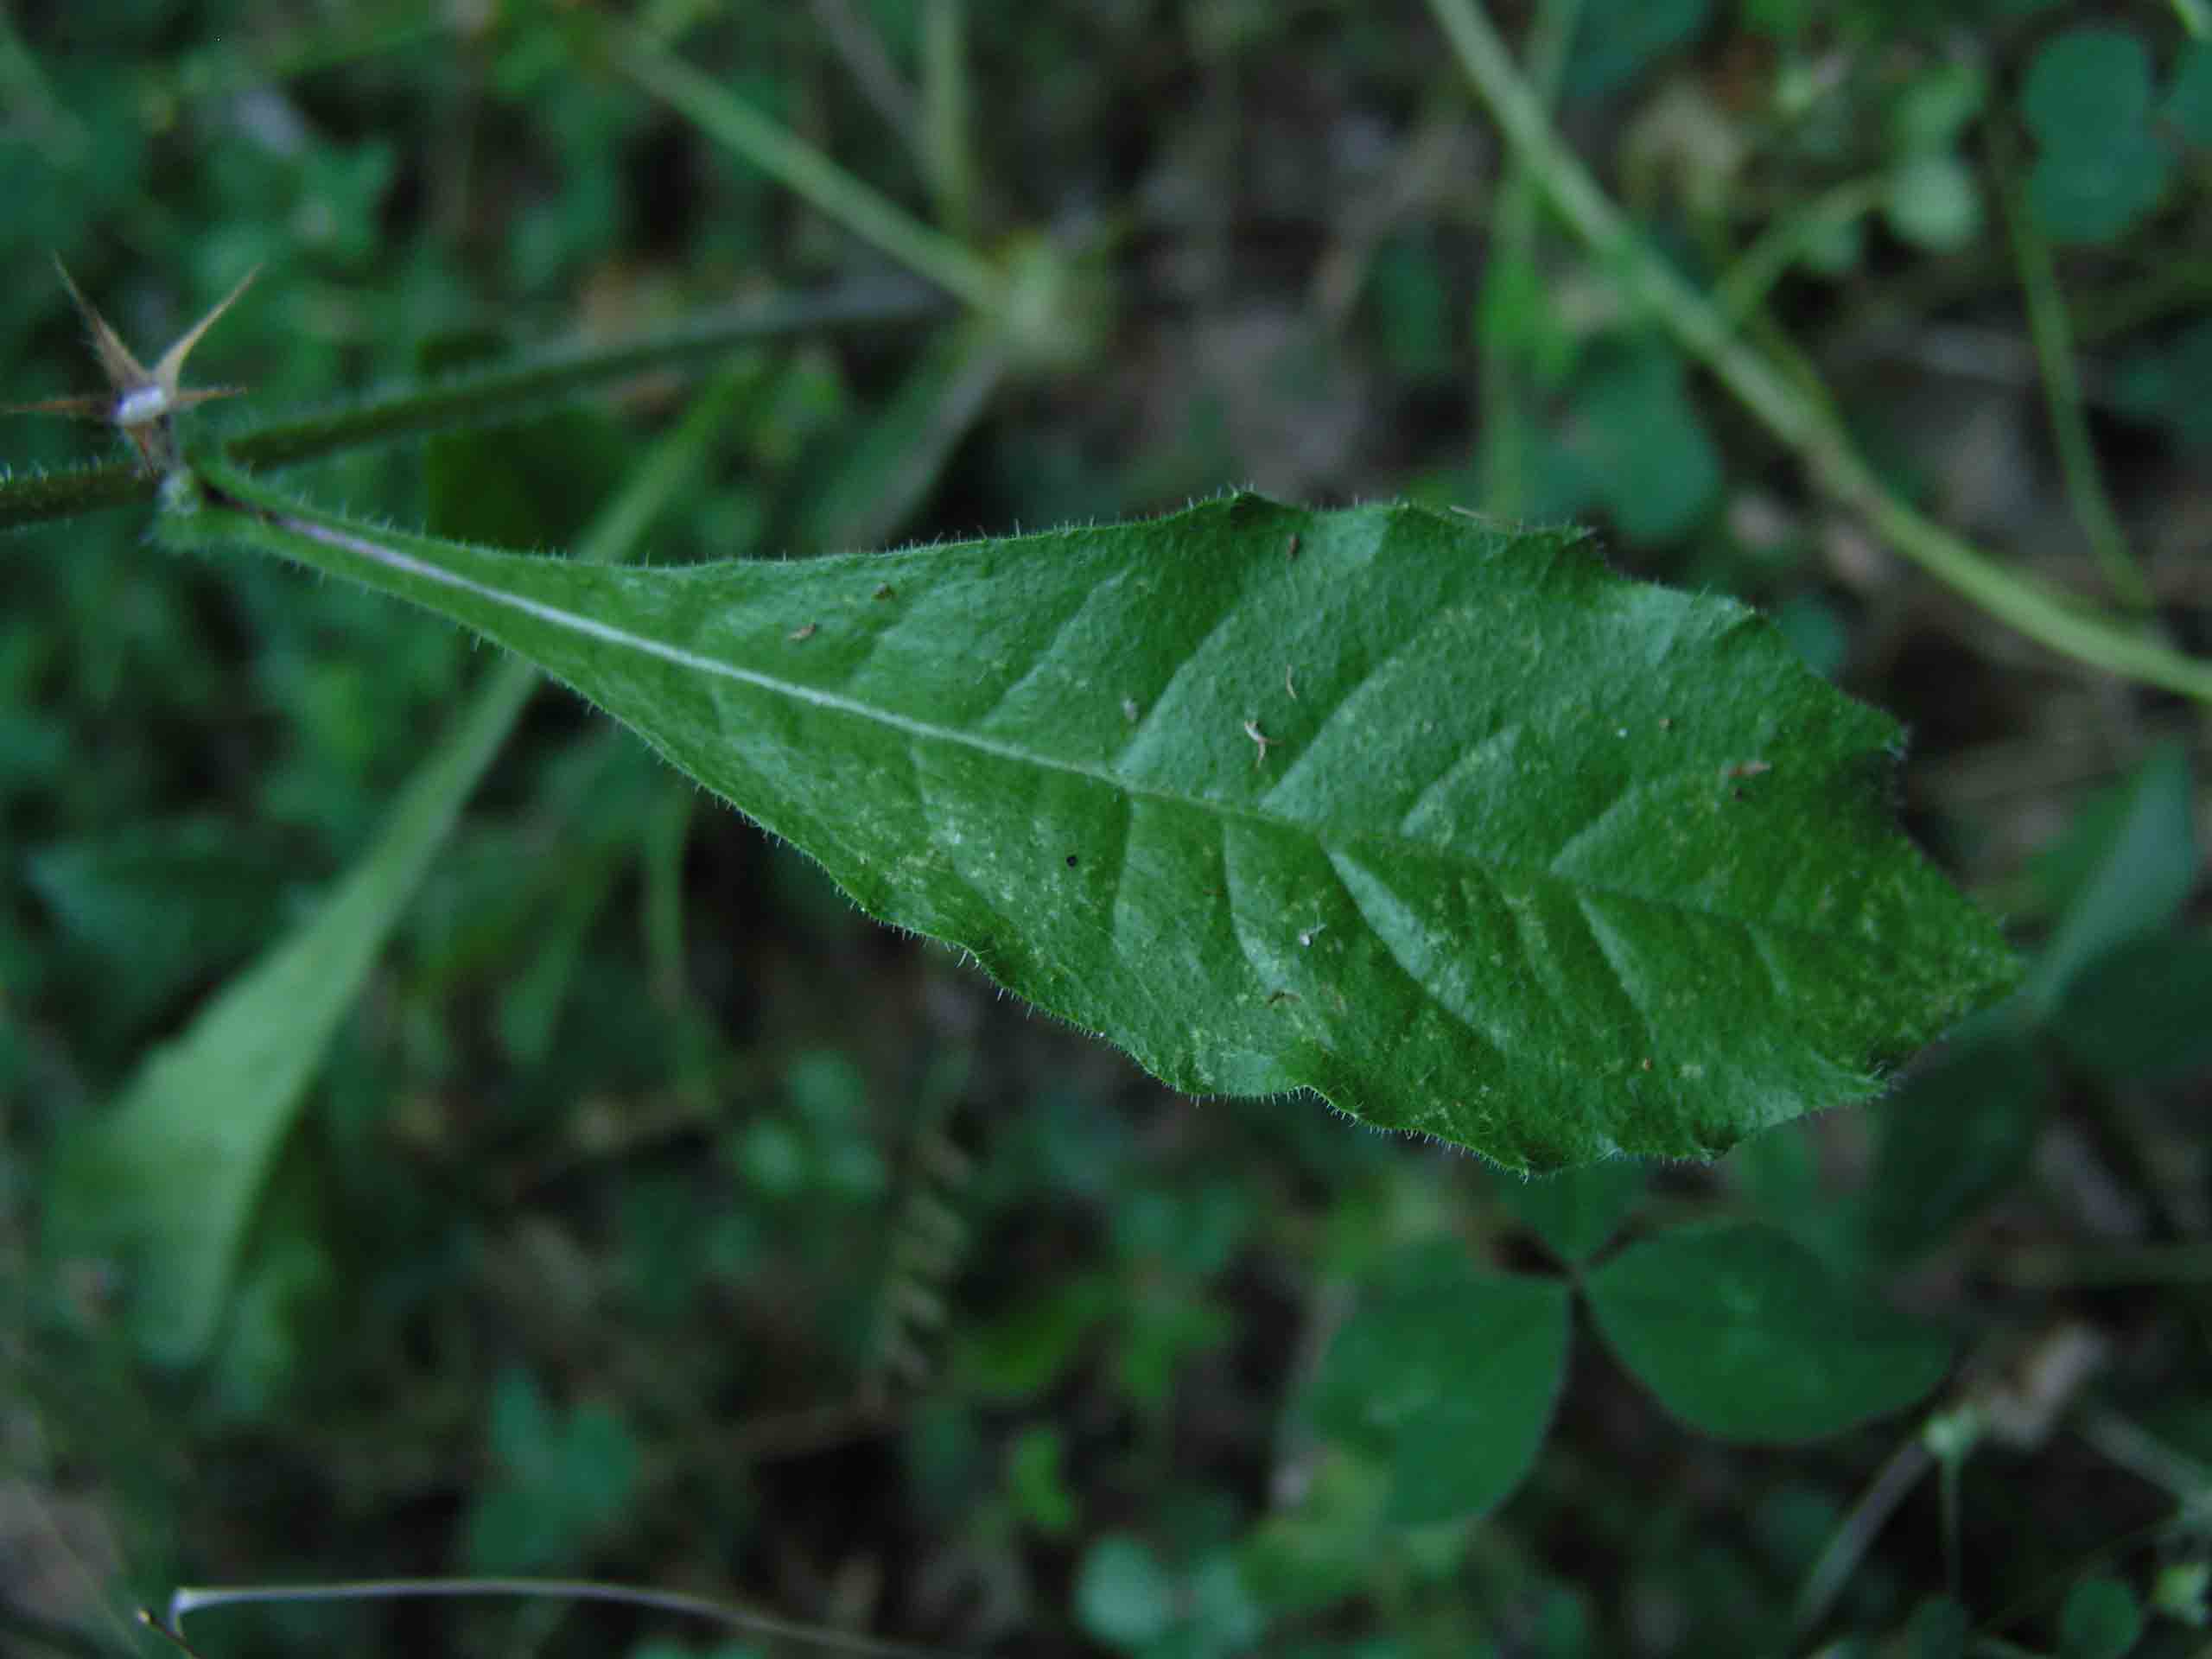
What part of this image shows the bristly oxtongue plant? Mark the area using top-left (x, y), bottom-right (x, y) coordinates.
top-left (159, 450), bottom-right (2018, 1175)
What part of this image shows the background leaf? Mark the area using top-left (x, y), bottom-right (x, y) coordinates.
top-left (1075, 1534), bottom-right (1180, 1649)
top-left (41, 664), bottom-right (535, 1363)
top-left (167, 463), bottom-right (2018, 1171)
top-left (38, 385), bottom-right (743, 1362)
top-left (2024, 741), bottom-right (2196, 1016)
top-left (2053, 933), bottom-right (2212, 1084)
top-left (2057, 1576), bottom-right (2143, 1659)
top-left (1854, 1012), bottom-right (2048, 1262)
top-left (1489, 1160), bottom-right (1647, 1264)
top-left (1582, 1220), bottom-right (1950, 1440)
top-left (1307, 1242), bottom-right (1570, 1524)
top-left (2021, 29), bottom-right (2171, 245)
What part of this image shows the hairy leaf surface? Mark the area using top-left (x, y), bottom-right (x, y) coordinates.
top-left (168, 457), bottom-right (2018, 1169)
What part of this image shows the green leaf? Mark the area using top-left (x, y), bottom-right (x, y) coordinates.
top-left (2024, 29), bottom-right (2158, 135)
top-left (2166, 41), bottom-right (2212, 148)
top-left (1075, 1535), bottom-right (1180, 1649)
top-left (2113, 317), bottom-right (2212, 449)
top-left (1007, 1424), bottom-right (1079, 1537)
top-left (1891, 60), bottom-right (1988, 154)
top-left (40, 385), bottom-right (745, 1363)
top-left (1855, 1013), bottom-right (2047, 1261)
top-left (26, 816), bottom-right (294, 1033)
top-left (1907, 1595), bottom-right (1971, 1659)
top-left (1309, 1243), bottom-right (1570, 1523)
top-left (1490, 1160), bottom-right (1646, 1263)
top-left (1236, 1453), bottom-right (1393, 1618)
top-left (1564, 345), bottom-right (1722, 544)
top-left (2058, 1576), bottom-right (2144, 1659)
top-left (467, 1366), bottom-right (642, 1573)
top-left (2055, 933), bottom-right (2212, 1083)
top-left (2026, 742), bottom-right (2196, 1015)
top-left (166, 458), bottom-right (2019, 1171)
top-left (1884, 153), bottom-right (1983, 253)
top-left (2027, 127), bottom-right (2169, 245)
top-left (41, 664), bottom-right (535, 1364)
top-left (2021, 29), bottom-right (2171, 245)
top-left (1564, 0), bottom-right (1713, 99)
top-left (1583, 1221), bottom-right (1950, 1440)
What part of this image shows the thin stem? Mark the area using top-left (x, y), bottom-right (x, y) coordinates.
top-left (919, 0), bottom-right (978, 239)
top-left (1940, 1442), bottom-right (1964, 1599)
top-left (1422, 0), bottom-right (2212, 705)
top-left (1476, 0), bottom-right (1582, 518)
top-left (167, 0), bottom-right (445, 103)
top-left (166, 1579), bottom-right (957, 1659)
top-left (806, 0), bottom-right (920, 143)
top-left (1, 282), bottom-right (941, 531)
top-left (1996, 1241), bottom-right (2212, 1287)
top-left (1979, 1513), bottom-right (2192, 1637)
top-left (1989, 122), bottom-right (2152, 613)
top-left (611, 26), bottom-right (1009, 318)
top-left (1715, 175), bottom-right (1887, 323)
top-left (2078, 1407), bottom-right (2212, 1512)
top-left (795, 317), bottom-right (1009, 553)
top-left (1792, 1433), bottom-right (1932, 1637)
top-left (0, 461), bottom-right (157, 533)
top-left (226, 281), bottom-right (942, 471)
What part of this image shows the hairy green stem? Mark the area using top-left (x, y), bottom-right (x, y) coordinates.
top-left (1989, 123), bottom-right (2152, 613)
top-left (1, 283), bottom-right (940, 531)
top-left (228, 282), bottom-right (941, 470)
top-left (1423, 0), bottom-right (2212, 704)
top-left (612, 26), bottom-right (1009, 318)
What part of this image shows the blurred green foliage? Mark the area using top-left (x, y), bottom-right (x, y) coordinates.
top-left (5, 2), bottom-right (2210, 1657)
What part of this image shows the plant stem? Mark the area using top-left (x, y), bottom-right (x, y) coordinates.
top-left (794, 317), bottom-right (1009, 552)
top-left (1714, 175), bottom-right (1887, 322)
top-left (227, 282), bottom-right (941, 471)
top-left (806, 0), bottom-right (920, 143)
top-left (919, 0), bottom-right (978, 239)
top-left (1989, 122), bottom-right (2153, 613)
top-left (1997, 1241), bottom-right (2212, 1287)
top-left (0, 461), bottom-right (156, 533)
top-left (163, 1579), bottom-right (954, 1659)
top-left (1, 283), bottom-right (941, 531)
top-left (611, 26), bottom-right (1009, 319)
top-left (2078, 1407), bottom-right (2212, 1510)
top-left (1476, 0), bottom-right (1582, 518)
top-left (1792, 1432), bottom-right (1932, 1637)
top-left (1422, 0), bottom-right (2212, 705)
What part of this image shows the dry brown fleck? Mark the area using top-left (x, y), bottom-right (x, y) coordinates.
top-left (1243, 718), bottom-right (1275, 767)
